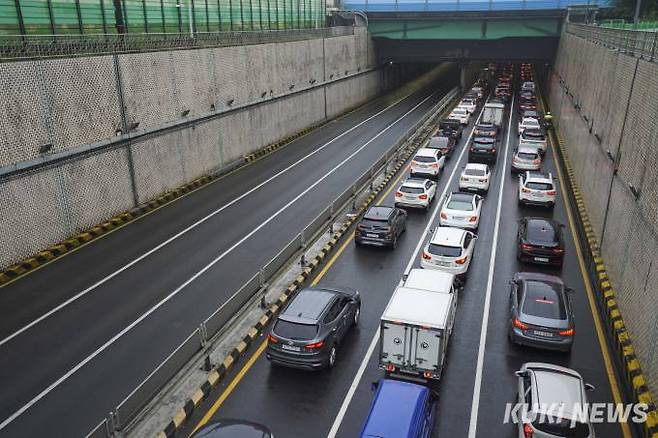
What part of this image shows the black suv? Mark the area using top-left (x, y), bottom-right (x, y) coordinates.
top-left (355, 206), bottom-right (407, 248)
top-left (438, 119), bottom-right (464, 141)
top-left (517, 217), bottom-right (565, 267)
top-left (468, 136), bottom-right (497, 163)
top-left (266, 287), bottom-right (361, 369)
top-left (427, 134), bottom-right (456, 158)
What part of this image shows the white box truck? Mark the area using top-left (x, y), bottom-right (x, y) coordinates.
top-left (379, 270), bottom-right (457, 382)
top-left (482, 102), bottom-right (505, 127)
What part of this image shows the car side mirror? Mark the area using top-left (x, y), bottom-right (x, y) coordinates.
top-left (585, 383), bottom-right (595, 392)
top-left (567, 287), bottom-right (575, 294)
top-left (515, 370), bottom-right (527, 378)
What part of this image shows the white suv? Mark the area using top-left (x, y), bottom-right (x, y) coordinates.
top-left (515, 362), bottom-right (595, 438)
top-left (519, 128), bottom-right (547, 154)
top-left (519, 172), bottom-right (556, 208)
top-left (395, 178), bottom-right (437, 210)
top-left (512, 147), bottom-right (542, 173)
top-left (411, 148), bottom-right (445, 179)
top-left (459, 163), bottom-right (491, 193)
top-left (448, 107), bottom-right (471, 125)
top-left (518, 117), bottom-right (541, 134)
top-left (439, 192), bottom-right (483, 230)
top-left (421, 227), bottom-right (477, 279)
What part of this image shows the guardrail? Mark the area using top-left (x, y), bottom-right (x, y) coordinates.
top-left (86, 86), bottom-right (460, 437)
top-left (0, 27), bottom-right (354, 61)
top-left (566, 23), bottom-right (658, 62)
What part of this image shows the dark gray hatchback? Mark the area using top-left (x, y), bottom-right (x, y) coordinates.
top-left (266, 287), bottom-right (361, 369)
top-left (508, 272), bottom-right (575, 353)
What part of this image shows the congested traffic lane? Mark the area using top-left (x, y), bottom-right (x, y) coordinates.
top-left (0, 68), bottom-right (459, 438)
top-left (190, 78), bottom-right (625, 438)
top-left (182, 95), bottom-right (488, 437)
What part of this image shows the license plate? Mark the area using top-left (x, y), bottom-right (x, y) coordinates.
top-left (533, 330), bottom-right (554, 338)
top-left (454, 216), bottom-right (465, 220)
top-left (534, 257), bottom-right (550, 262)
top-left (281, 344), bottom-right (301, 352)
top-left (366, 233), bottom-right (378, 238)
top-left (436, 261), bottom-right (451, 267)
top-left (405, 196), bottom-right (416, 200)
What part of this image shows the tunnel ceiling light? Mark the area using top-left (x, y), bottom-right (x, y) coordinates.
top-left (38, 143), bottom-right (53, 154)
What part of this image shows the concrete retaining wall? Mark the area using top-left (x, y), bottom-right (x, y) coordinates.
top-left (0, 28), bottom-right (387, 269)
top-left (549, 31), bottom-right (658, 396)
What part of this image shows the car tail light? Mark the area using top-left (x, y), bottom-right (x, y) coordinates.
top-left (267, 334), bottom-right (279, 344)
top-left (553, 247), bottom-right (564, 254)
top-left (470, 148), bottom-right (476, 152)
top-left (491, 148), bottom-right (496, 153)
top-left (440, 212), bottom-right (448, 220)
top-left (559, 328), bottom-right (575, 337)
top-left (469, 216), bottom-right (478, 222)
top-left (455, 256), bottom-right (467, 265)
top-left (430, 163), bottom-right (439, 168)
top-left (411, 160), bottom-right (418, 166)
top-left (523, 423), bottom-right (533, 438)
top-left (547, 190), bottom-right (556, 196)
top-left (422, 251), bottom-right (432, 260)
top-left (522, 187), bottom-right (531, 193)
top-left (513, 318), bottom-right (528, 331)
top-left (419, 194), bottom-right (428, 200)
top-left (423, 371), bottom-right (434, 379)
top-left (395, 191), bottom-right (403, 197)
top-left (532, 159), bottom-right (541, 165)
top-left (385, 363), bottom-right (395, 372)
top-left (521, 243), bottom-right (534, 251)
top-left (461, 176), bottom-right (467, 181)
top-left (305, 341), bottom-right (324, 350)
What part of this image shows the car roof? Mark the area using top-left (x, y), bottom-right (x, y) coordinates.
top-left (415, 148), bottom-right (439, 157)
top-left (533, 369), bottom-right (584, 415)
top-left (522, 128), bottom-right (545, 137)
top-left (449, 191), bottom-right (476, 202)
top-left (361, 379), bottom-right (429, 438)
top-left (524, 216), bottom-right (558, 230)
top-left (465, 163), bottom-right (489, 171)
top-left (473, 136), bottom-right (495, 144)
top-left (364, 206), bottom-right (394, 220)
top-left (521, 117), bottom-right (539, 123)
top-left (430, 226), bottom-right (466, 246)
top-left (525, 171), bottom-right (552, 182)
top-left (279, 288), bottom-right (337, 323)
top-left (514, 271), bottom-right (564, 285)
top-left (401, 178), bottom-right (428, 188)
top-left (517, 146), bottom-right (539, 154)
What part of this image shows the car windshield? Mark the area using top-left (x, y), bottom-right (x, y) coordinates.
top-left (533, 418), bottom-right (589, 437)
top-left (447, 200), bottom-right (473, 211)
top-left (523, 119), bottom-right (539, 126)
top-left (428, 244), bottom-right (462, 257)
top-left (414, 156), bottom-right (436, 163)
top-left (527, 220), bottom-right (558, 243)
top-left (473, 141), bottom-right (494, 149)
top-left (400, 186), bottom-right (424, 194)
top-left (527, 182), bottom-right (552, 190)
top-left (363, 207), bottom-right (392, 221)
top-left (465, 168), bottom-right (486, 176)
top-left (429, 137), bottom-right (449, 148)
top-left (518, 152), bottom-right (538, 160)
top-left (523, 131), bottom-right (545, 140)
top-left (522, 281), bottom-right (566, 319)
top-left (452, 109), bottom-right (466, 115)
top-left (273, 320), bottom-right (318, 340)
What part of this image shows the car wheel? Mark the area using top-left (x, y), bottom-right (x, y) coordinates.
top-left (353, 306), bottom-right (361, 326)
top-left (327, 345), bottom-right (337, 369)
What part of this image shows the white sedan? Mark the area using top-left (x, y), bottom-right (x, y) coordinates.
top-left (421, 226), bottom-right (478, 278)
top-left (458, 99), bottom-right (477, 114)
top-left (518, 117), bottom-right (541, 134)
top-left (395, 178), bottom-right (437, 210)
top-left (519, 171), bottom-right (556, 208)
top-left (459, 163), bottom-right (491, 193)
top-left (439, 192), bottom-right (483, 230)
top-left (448, 107), bottom-right (471, 125)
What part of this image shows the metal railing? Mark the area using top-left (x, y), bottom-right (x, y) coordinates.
top-left (86, 86), bottom-right (460, 437)
top-left (566, 22), bottom-right (658, 62)
top-left (0, 27), bottom-right (353, 61)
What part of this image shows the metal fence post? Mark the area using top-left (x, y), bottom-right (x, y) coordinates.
top-left (13, 0), bottom-right (26, 36)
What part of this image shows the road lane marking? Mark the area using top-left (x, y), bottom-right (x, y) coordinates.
top-left (327, 103), bottom-right (488, 438)
top-left (0, 87), bottom-right (426, 350)
top-left (467, 91), bottom-right (515, 438)
top-left (0, 92), bottom-right (439, 432)
top-left (550, 138), bottom-right (632, 438)
top-left (190, 151), bottom-right (412, 435)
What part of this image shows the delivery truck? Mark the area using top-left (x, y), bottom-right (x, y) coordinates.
top-left (482, 101), bottom-right (505, 127)
top-left (379, 269), bottom-right (457, 382)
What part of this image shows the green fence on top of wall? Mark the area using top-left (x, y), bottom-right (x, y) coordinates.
top-left (0, 0), bottom-right (325, 35)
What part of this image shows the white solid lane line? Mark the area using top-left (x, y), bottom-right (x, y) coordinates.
top-left (327, 101), bottom-right (487, 438)
top-left (0, 93), bottom-right (438, 431)
top-left (467, 91), bottom-right (515, 438)
top-left (0, 89), bottom-right (424, 350)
